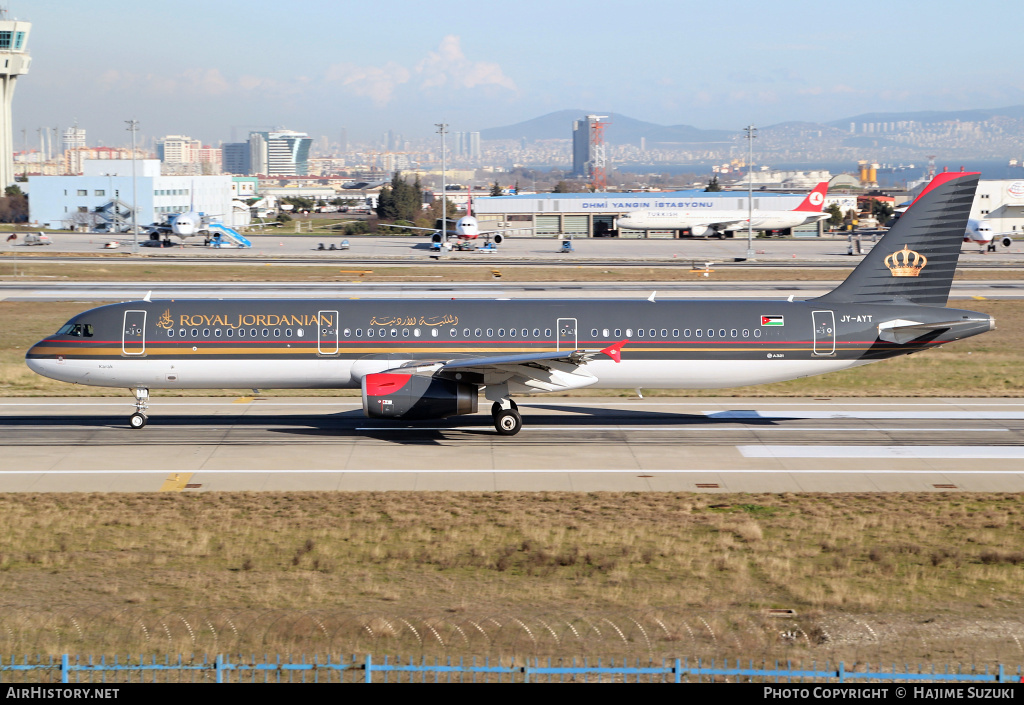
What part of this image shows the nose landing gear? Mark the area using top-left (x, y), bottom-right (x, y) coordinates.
top-left (129, 387), bottom-right (149, 429)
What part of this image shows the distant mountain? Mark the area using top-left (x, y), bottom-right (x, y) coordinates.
top-left (827, 105), bottom-right (1024, 128)
top-left (480, 110), bottom-right (734, 146)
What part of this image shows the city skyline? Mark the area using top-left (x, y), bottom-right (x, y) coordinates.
top-left (12, 0), bottom-right (1024, 149)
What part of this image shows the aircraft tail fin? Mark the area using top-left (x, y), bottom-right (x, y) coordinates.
top-left (793, 182), bottom-right (829, 212)
top-left (816, 172), bottom-right (979, 307)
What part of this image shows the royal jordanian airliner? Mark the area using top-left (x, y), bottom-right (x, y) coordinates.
top-left (616, 182), bottom-right (830, 236)
top-left (27, 172), bottom-right (993, 436)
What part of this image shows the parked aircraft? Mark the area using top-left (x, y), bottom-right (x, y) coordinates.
top-left (615, 182), bottom-right (830, 237)
top-left (379, 190), bottom-right (512, 244)
top-left (26, 172), bottom-right (992, 436)
top-left (965, 218), bottom-right (1013, 252)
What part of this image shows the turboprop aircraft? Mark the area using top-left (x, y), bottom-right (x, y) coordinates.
top-left (26, 172), bottom-right (993, 436)
top-left (615, 182), bottom-right (830, 237)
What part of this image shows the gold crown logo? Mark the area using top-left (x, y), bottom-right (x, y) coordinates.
top-left (884, 244), bottom-right (927, 277)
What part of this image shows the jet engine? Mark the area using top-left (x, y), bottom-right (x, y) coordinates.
top-left (1001, 235), bottom-right (1013, 248)
top-left (362, 373), bottom-right (478, 419)
top-left (689, 226), bottom-right (714, 237)
top-left (493, 233), bottom-right (503, 245)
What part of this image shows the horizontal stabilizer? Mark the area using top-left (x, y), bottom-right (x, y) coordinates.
top-left (877, 319), bottom-right (972, 345)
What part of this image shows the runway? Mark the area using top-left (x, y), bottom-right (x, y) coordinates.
top-left (2, 396), bottom-right (1022, 492)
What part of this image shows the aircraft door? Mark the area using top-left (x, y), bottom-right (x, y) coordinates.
top-left (122, 310), bottom-right (147, 356)
top-left (812, 310), bottom-right (836, 356)
top-left (318, 310), bottom-right (339, 355)
top-left (556, 318), bottom-right (577, 351)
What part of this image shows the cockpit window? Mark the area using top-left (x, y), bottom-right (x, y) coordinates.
top-left (57, 323), bottom-right (93, 337)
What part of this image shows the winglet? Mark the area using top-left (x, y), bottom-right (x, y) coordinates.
top-left (600, 339), bottom-right (628, 364)
top-left (794, 182), bottom-right (828, 212)
top-left (143, 290), bottom-right (152, 302)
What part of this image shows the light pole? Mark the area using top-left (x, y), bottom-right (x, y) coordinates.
top-left (435, 122), bottom-right (448, 242)
top-left (126, 119), bottom-right (139, 253)
top-left (744, 124), bottom-right (756, 258)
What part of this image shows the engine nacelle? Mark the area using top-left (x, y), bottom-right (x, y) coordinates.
top-left (362, 373), bottom-right (478, 420)
top-left (689, 225), bottom-right (714, 237)
top-left (431, 232), bottom-right (443, 243)
top-left (493, 233), bottom-right (503, 245)
top-left (1001, 236), bottom-right (1013, 248)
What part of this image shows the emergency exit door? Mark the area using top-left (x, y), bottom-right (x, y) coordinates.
top-left (556, 318), bottom-right (577, 351)
top-left (812, 310), bottom-right (836, 356)
top-left (122, 310), bottom-right (147, 356)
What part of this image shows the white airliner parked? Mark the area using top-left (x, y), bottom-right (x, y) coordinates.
top-left (616, 182), bottom-right (830, 237)
top-left (965, 218), bottom-right (1013, 252)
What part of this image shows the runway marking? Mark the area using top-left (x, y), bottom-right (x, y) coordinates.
top-left (232, 397), bottom-right (254, 404)
top-left (710, 411), bottom-right (1024, 420)
top-left (740, 445), bottom-right (1024, 459)
top-left (1, 469), bottom-right (1023, 475)
top-left (158, 472), bottom-right (194, 491)
top-left (355, 425), bottom-right (1010, 433)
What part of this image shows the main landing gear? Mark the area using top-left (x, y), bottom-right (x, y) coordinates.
top-left (129, 387), bottom-right (149, 429)
top-left (491, 399), bottom-right (521, 436)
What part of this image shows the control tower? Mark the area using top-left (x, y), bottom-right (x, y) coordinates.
top-left (0, 8), bottom-right (30, 187)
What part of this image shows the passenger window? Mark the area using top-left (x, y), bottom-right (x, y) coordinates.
top-left (191, 328), bottom-right (198, 337)
top-left (499, 329), bottom-right (506, 338)
top-left (754, 329), bottom-right (761, 338)
top-left (684, 329), bottom-right (691, 337)
top-left (215, 329), bottom-right (222, 338)
top-left (591, 329), bottom-right (597, 337)
top-left (402, 328), bottom-right (409, 337)
top-left (450, 328), bottom-right (457, 337)
top-left (261, 329), bottom-right (268, 337)
top-left (203, 329), bottom-right (210, 337)
top-left (274, 328), bottom-right (281, 337)
top-left (250, 328), bottom-right (257, 337)
top-left (626, 329), bottom-right (633, 337)
top-left (719, 329), bottom-right (726, 338)
top-left (486, 328), bottom-right (493, 337)
top-left (390, 328), bottom-right (397, 338)
top-left (672, 329), bottom-right (679, 337)
top-left (637, 329), bottom-right (644, 338)
top-left (287, 328), bottom-right (294, 337)
top-left (533, 329), bottom-right (541, 338)
top-left (730, 329), bottom-right (737, 337)
top-left (366, 329), bottom-right (374, 338)
top-left (544, 329), bottom-right (551, 337)
top-left (343, 328), bottom-right (351, 337)
top-left (463, 328), bottom-right (470, 338)
top-left (614, 329), bottom-right (621, 337)
top-left (431, 329), bottom-right (438, 337)
top-left (742, 329), bottom-right (749, 337)
top-left (661, 329), bottom-right (668, 338)
top-left (475, 328), bottom-right (482, 337)
top-left (602, 328), bottom-right (610, 338)
top-left (167, 329), bottom-right (174, 338)
top-left (179, 328), bottom-right (186, 337)
top-left (649, 329), bottom-right (656, 338)
top-left (227, 328), bottom-right (234, 338)
top-left (696, 329), bottom-right (702, 337)
top-left (413, 329), bottom-right (421, 337)
top-left (707, 329), bottom-right (714, 337)
top-left (297, 329), bottom-right (304, 338)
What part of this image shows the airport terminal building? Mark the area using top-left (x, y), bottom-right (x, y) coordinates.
top-left (473, 191), bottom-right (816, 238)
top-left (971, 179), bottom-right (1024, 234)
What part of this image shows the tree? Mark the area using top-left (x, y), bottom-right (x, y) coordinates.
top-left (826, 203), bottom-right (844, 228)
top-left (552, 181), bottom-right (571, 193)
top-left (704, 176), bottom-right (722, 192)
top-left (871, 199), bottom-right (894, 224)
top-left (490, 181), bottom-right (502, 197)
top-left (376, 172), bottom-right (423, 222)
top-left (0, 189), bottom-right (28, 223)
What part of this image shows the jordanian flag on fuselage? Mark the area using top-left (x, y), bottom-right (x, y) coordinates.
top-left (761, 315), bottom-right (784, 326)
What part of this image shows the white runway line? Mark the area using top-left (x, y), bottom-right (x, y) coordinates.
top-left (355, 426), bottom-right (1010, 433)
top-left (710, 411), bottom-right (1024, 420)
top-left (740, 445), bottom-right (1024, 459)
top-left (1, 468), bottom-right (1024, 475)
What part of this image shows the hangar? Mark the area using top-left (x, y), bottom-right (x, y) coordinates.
top-left (473, 190), bottom-right (816, 238)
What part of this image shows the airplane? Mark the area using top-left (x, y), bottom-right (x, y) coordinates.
top-left (26, 172), bottom-right (993, 437)
top-left (965, 217), bottom-right (1013, 253)
top-left (615, 182), bottom-right (830, 237)
top-left (378, 189), bottom-right (525, 247)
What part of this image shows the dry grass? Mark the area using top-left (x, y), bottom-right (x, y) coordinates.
top-left (1, 492), bottom-right (1024, 661)
top-left (2, 299), bottom-right (1021, 397)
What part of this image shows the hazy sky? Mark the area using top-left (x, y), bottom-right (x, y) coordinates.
top-left (12, 0), bottom-right (1024, 148)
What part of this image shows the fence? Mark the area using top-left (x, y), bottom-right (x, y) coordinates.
top-left (1, 655), bottom-right (1022, 684)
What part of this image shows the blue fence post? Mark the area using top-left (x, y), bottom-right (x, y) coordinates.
top-left (215, 654), bottom-right (223, 684)
top-left (364, 654), bottom-right (372, 684)
top-left (674, 657), bottom-right (681, 684)
top-left (61, 654), bottom-right (69, 684)
top-left (999, 664), bottom-right (1005, 683)
top-left (838, 661), bottom-right (845, 683)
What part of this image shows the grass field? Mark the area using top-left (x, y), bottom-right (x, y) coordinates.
top-left (1, 491), bottom-right (1023, 661)
top-left (1, 298), bottom-right (1020, 397)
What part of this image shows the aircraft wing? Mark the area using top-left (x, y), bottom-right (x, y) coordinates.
top-left (877, 319), bottom-right (976, 345)
top-left (378, 223), bottom-right (439, 233)
top-left (385, 340), bottom-right (628, 393)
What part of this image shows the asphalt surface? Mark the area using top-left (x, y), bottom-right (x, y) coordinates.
top-left (2, 397), bottom-right (1022, 492)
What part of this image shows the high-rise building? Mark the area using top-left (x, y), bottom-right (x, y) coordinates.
top-left (249, 130), bottom-right (312, 175)
top-left (0, 9), bottom-right (30, 187)
top-left (222, 142), bottom-right (251, 175)
top-left (572, 118), bottom-right (591, 177)
top-left (62, 125), bottom-right (86, 152)
top-left (157, 135), bottom-right (201, 164)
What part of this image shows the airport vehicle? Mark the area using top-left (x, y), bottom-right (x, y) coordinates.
top-left (26, 172), bottom-right (993, 436)
top-left (615, 182), bottom-right (830, 237)
top-left (23, 232), bottom-right (51, 245)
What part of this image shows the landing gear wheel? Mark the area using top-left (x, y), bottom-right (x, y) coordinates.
top-left (490, 399), bottom-right (518, 416)
top-left (494, 409), bottom-right (522, 436)
top-left (129, 412), bottom-right (147, 429)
